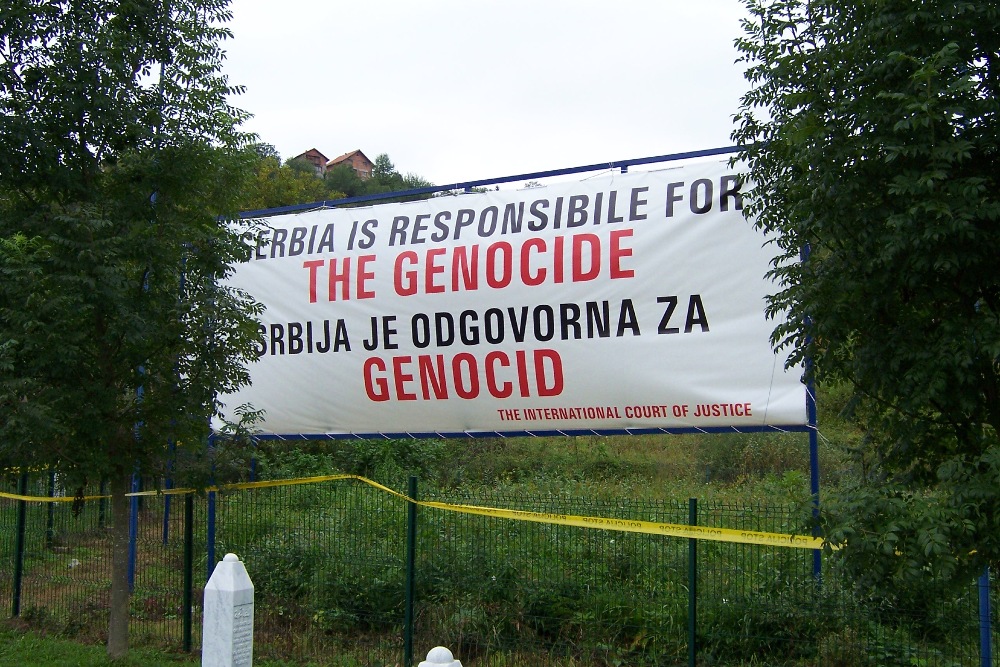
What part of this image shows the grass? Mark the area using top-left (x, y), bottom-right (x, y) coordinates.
top-left (0, 624), bottom-right (197, 667)
top-left (255, 422), bottom-right (854, 505)
top-left (4, 383), bottom-right (984, 666)
top-left (299, 380), bottom-right (860, 498)
top-left (0, 623), bottom-right (364, 666)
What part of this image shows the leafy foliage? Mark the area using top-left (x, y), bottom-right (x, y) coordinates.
top-left (241, 149), bottom-right (337, 211)
top-left (0, 0), bottom-right (261, 490)
top-left (733, 0), bottom-right (1000, 579)
top-left (243, 149), bottom-right (433, 210)
top-left (256, 437), bottom-right (447, 487)
top-left (0, 0), bottom-right (263, 656)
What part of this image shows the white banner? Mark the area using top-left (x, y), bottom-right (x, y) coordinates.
top-left (221, 160), bottom-right (807, 436)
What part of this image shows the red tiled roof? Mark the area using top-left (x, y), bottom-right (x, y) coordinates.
top-left (327, 149), bottom-right (372, 167)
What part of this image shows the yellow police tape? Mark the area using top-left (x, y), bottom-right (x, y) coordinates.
top-left (0, 473), bottom-right (825, 550)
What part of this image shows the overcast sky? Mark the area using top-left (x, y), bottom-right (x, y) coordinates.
top-left (222, 1), bottom-right (750, 186)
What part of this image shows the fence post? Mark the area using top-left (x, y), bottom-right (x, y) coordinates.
top-left (404, 476), bottom-right (418, 667)
top-left (249, 440), bottom-right (257, 483)
top-left (98, 478), bottom-right (107, 529)
top-left (688, 497), bottom-right (698, 667)
top-left (162, 484), bottom-right (172, 546)
top-left (163, 442), bottom-right (175, 545)
top-left (128, 471), bottom-right (139, 592)
top-left (207, 489), bottom-right (216, 582)
top-left (11, 473), bottom-right (28, 617)
top-left (805, 357), bottom-right (822, 581)
top-left (981, 567), bottom-right (992, 667)
top-left (46, 471), bottom-right (56, 549)
top-left (183, 493), bottom-right (194, 652)
top-left (206, 435), bottom-right (217, 581)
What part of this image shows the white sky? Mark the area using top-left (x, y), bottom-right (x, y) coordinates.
top-left (222, 0), bottom-right (750, 187)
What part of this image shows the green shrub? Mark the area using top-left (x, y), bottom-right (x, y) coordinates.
top-left (694, 432), bottom-right (811, 483)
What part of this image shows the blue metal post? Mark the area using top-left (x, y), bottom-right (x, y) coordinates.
top-left (206, 489), bottom-right (216, 581)
top-left (981, 567), bottom-right (992, 667)
top-left (162, 483), bottom-right (172, 545)
top-left (808, 386), bottom-right (821, 579)
top-left (128, 471), bottom-right (139, 591)
top-left (801, 243), bottom-right (822, 580)
top-left (46, 471), bottom-right (56, 549)
top-left (403, 476), bottom-right (417, 667)
top-left (163, 441), bottom-right (175, 545)
top-left (688, 498), bottom-right (698, 667)
top-left (98, 478), bottom-right (107, 528)
top-left (249, 440), bottom-right (257, 483)
top-left (206, 435), bottom-right (217, 581)
top-left (132, 354), bottom-right (145, 593)
top-left (12, 473), bottom-right (28, 617)
top-left (183, 493), bottom-right (194, 652)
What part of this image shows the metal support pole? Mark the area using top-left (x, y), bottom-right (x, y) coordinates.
top-left (98, 478), bottom-right (107, 529)
top-left (183, 493), bottom-right (194, 652)
top-left (688, 497), bottom-right (698, 667)
top-left (206, 435), bottom-right (217, 581)
top-left (248, 435), bottom-right (258, 483)
top-left (12, 473), bottom-right (28, 617)
top-left (46, 471), bottom-right (56, 549)
top-left (206, 489), bottom-right (216, 582)
top-left (128, 471), bottom-right (139, 592)
top-left (808, 421), bottom-right (821, 580)
top-left (163, 441), bottom-right (175, 545)
top-left (981, 567), bottom-right (992, 667)
top-left (162, 487), bottom-right (172, 545)
top-left (803, 244), bottom-right (822, 580)
top-left (404, 476), bottom-right (418, 667)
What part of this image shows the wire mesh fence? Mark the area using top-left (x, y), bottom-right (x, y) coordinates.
top-left (1, 472), bottom-right (997, 666)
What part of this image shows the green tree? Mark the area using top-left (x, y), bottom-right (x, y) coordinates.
top-left (241, 148), bottom-right (339, 211)
top-left (366, 152), bottom-right (407, 194)
top-left (324, 162), bottom-right (367, 198)
top-left (242, 152), bottom-right (432, 211)
top-left (401, 172), bottom-right (434, 190)
top-left (371, 152), bottom-right (397, 183)
top-left (320, 154), bottom-right (433, 204)
top-left (286, 154), bottom-right (321, 177)
top-left (733, 0), bottom-right (1000, 589)
top-left (250, 142), bottom-right (281, 163)
top-left (361, 154), bottom-right (434, 202)
top-left (0, 0), bottom-right (262, 658)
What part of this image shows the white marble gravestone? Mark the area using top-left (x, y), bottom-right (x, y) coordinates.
top-left (202, 553), bottom-right (254, 667)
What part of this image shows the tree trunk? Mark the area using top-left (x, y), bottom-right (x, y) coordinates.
top-left (107, 471), bottom-right (132, 660)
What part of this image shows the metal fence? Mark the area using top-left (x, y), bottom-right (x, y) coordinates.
top-left (1, 472), bottom-right (997, 666)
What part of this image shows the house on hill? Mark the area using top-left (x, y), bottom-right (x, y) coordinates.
top-left (327, 149), bottom-right (374, 180)
top-left (290, 148), bottom-right (330, 176)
